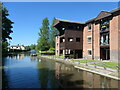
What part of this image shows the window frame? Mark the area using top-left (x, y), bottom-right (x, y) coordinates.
top-left (87, 24), bottom-right (92, 31)
top-left (68, 37), bottom-right (74, 42)
top-left (87, 36), bottom-right (92, 44)
top-left (87, 49), bottom-right (92, 56)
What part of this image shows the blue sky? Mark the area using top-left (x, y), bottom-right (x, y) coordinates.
top-left (3, 2), bottom-right (118, 46)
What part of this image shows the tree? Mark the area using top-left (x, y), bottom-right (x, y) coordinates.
top-left (1, 3), bottom-right (14, 55)
top-left (36, 17), bottom-right (49, 51)
top-left (29, 44), bottom-right (36, 50)
top-left (49, 17), bottom-right (59, 48)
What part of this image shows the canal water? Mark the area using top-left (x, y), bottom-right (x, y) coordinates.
top-left (3, 53), bottom-right (119, 88)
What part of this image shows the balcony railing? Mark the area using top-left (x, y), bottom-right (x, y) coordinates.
top-left (100, 42), bottom-right (109, 46)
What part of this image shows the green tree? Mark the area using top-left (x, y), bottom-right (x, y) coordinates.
top-left (1, 3), bottom-right (14, 55)
top-left (29, 44), bottom-right (36, 50)
top-left (49, 17), bottom-right (59, 48)
top-left (36, 17), bottom-right (49, 51)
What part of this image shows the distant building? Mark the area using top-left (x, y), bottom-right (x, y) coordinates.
top-left (10, 45), bottom-right (26, 51)
top-left (53, 7), bottom-right (120, 62)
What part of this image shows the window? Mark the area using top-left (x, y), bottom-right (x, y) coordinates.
top-left (100, 33), bottom-right (109, 45)
top-left (76, 38), bottom-right (80, 42)
top-left (62, 28), bottom-right (65, 30)
top-left (63, 39), bottom-right (65, 42)
top-left (60, 38), bottom-right (65, 43)
top-left (100, 19), bottom-right (110, 31)
top-left (68, 38), bottom-right (73, 42)
top-left (60, 50), bottom-right (63, 54)
top-left (70, 50), bottom-right (74, 54)
top-left (87, 36), bottom-right (92, 43)
top-left (88, 50), bottom-right (92, 55)
top-left (88, 24), bottom-right (91, 31)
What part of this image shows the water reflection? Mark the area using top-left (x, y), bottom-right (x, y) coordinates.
top-left (3, 53), bottom-right (120, 89)
top-left (37, 58), bottom-right (60, 88)
top-left (30, 56), bottom-right (37, 61)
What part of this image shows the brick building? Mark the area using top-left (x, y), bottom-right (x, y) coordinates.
top-left (53, 8), bottom-right (120, 62)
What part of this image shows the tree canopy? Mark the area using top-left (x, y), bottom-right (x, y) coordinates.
top-left (1, 3), bottom-right (14, 56)
top-left (49, 17), bottom-right (59, 48)
top-left (36, 17), bottom-right (50, 51)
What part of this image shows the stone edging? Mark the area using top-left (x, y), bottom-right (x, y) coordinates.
top-left (39, 55), bottom-right (120, 81)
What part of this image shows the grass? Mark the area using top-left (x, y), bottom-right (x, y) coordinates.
top-left (41, 55), bottom-right (120, 70)
top-left (50, 55), bottom-right (65, 59)
top-left (72, 59), bottom-right (100, 63)
top-left (91, 62), bottom-right (120, 69)
top-left (70, 59), bottom-right (120, 70)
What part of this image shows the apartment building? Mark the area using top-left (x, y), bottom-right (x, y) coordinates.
top-left (53, 19), bottom-right (84, 58)
top-left (53, 8), bottom-right (120, 62)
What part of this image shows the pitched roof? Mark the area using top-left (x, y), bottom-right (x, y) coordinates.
top-left (95, 11), bottom-right (112, 21)
top-left (53, 8), bottom-right (120, 25)
top-left (53, 18), bottom-right (84, 27)
top-left (85, 8), bottom-right (120, 23)
top-left (85, 17), bottom-right (96, 24)
top-left (110, 7), bottom-right (120, 13)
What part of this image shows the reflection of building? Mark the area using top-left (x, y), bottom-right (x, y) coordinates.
top-left (17, 54), bottom-right (25, 59)
top-left (9, 54), bottom-right (25, 60)
top-left (54, 8), bottom-right (120, 62)
top-left (10, 45), bottom-right (26, 51)
top-left (83, 71), bottom-right (119, 88)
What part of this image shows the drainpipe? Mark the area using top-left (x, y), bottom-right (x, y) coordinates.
top-left (92, 23), bottom-right (94, 60)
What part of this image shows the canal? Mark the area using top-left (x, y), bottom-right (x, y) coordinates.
top-left (3, 53), bottom-right (119, 88)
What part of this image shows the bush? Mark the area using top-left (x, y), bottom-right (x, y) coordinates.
top-left (40, 49), bottom-right (55, 55)
top-left (48, 48), bottom-right (55, 51)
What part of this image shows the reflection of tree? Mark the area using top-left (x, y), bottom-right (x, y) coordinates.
top-left (37, 60), bottom-right (48, 88)
top-left (30, 56), bottom-right (37, 61)
top-left (37, 58), bottom-right (59, 88)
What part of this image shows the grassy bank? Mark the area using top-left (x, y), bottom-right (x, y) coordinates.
top-left (43, 55), bottom-right (120, 70)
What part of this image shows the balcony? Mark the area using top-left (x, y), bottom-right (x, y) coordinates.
top-left (100, 19), bottom-right (110, 33)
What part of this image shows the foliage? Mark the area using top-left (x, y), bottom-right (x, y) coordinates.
top-left (2, 4), bottom-right (13, 42)
top-left (2, 41), bottom-right (8, 55)
top-left (29, 44), bottom-right (36, 50)
top-left (40, 50), bottom-right (55, 54)
top-left (1, 3), bottom-right (14, 56)
top-left (36, 17), bottom-right (50, 51)
top-left (49, 17), bottom-right (59, 48)
top-left (48, 48), bottom-right (55, 51)
top-left (40, 48), bottom-right (55, 55)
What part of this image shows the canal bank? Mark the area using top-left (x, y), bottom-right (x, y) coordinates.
top-left (39, 55), bottom-right (120, 81)
top-left (3, 53), bottom-right (120, 88)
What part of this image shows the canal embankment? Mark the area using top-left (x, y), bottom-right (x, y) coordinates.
top-left (39, 55), bottom-right (120, 81)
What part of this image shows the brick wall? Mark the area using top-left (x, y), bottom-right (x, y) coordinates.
top-left (110, 12), bottom-right (119, 62)
top-left (119, 14), bottom-right (120, 63)
top-left (55, 36), bottom-right (60, 56)
top-left (94, 23), bottom-right (100, 60)
top-left (83, 25), bottom-right (93, 59)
